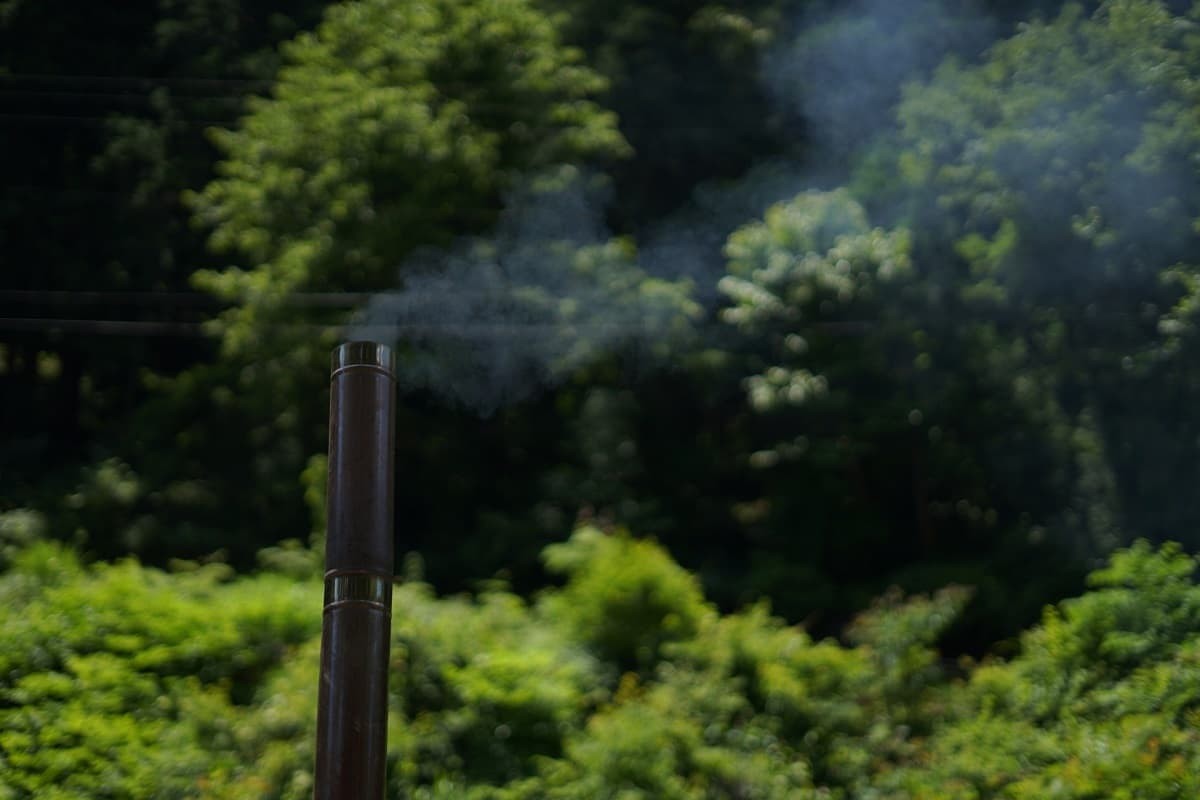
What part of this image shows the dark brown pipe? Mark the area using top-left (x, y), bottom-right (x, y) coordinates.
top-left (314, 341), bottom-right (396, 800)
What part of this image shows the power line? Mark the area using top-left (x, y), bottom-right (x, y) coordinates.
top-left (0, 290), bottom-right (372, 308)
top-left (0, 112), bottom-right (239, 127)
top-left (0, 317), bottom-right (212, 337)
top-left (0, 73), bottom-right (274, 89)
top-left (0, 88), bottom-right (249, 104)
top-left (0, 73), bottom-right (624, 95)
top-left (0, 105), bottom-right (632, 127)
top-left (4, 309), bottom-right (1150, 342)
top-left (0, 316), bottom-right (677, 339)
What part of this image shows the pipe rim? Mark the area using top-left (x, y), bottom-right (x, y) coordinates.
top-left (331, 341), bottom-right (395, 375)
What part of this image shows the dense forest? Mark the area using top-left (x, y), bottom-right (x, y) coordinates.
top-left (4, 0), bottom-right (1200, 795)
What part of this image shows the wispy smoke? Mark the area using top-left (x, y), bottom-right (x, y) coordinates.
top-left (349, 169), bottom-right (698, 414)
top-left (639, 159), bottom-right (824, 307)
top-left (764, 0), bottom-right (994, 159)
top-left (349, 0), bottom-right (1002, 416)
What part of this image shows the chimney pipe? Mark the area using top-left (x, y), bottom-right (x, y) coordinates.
top-left (314, 341), bottom-right (396, 800)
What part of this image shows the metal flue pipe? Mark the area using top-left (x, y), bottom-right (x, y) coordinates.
top-left (314, 342), bottom-right (396, 800)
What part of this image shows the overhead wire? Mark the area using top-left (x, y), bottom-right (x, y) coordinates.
top-left (0, 73), bottom-right (274, 89)
top-left (0, 72), bottom-right (757, 120)
top-left (0, 290), bottom-right (371, 307)
top-left (0, 88), bottom-right (249, 103)
top-left (0, 316), bottom-right (706, 339)
top-left (0, 317), bottom-right (212, 337)
top-left (0, 112), bottom-right (241, 127)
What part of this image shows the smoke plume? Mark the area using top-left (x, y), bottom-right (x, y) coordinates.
top-left (349, 168), bottom-right (698, 413)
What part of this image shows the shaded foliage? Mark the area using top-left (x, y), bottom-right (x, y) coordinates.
top-left (75, 0), bottom-right (629, 565)
top-left (718, 190), bottom-right (1082, 639)
top-left (857, 0), bottom-right (1200, 549)
top-left (0, 0), bottom-right (326, 498)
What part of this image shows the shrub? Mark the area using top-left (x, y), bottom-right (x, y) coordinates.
top-left (540, 526), bottom-right (712, 670)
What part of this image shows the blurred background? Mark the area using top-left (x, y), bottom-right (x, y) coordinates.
top-left (4, 0), bottom-right (1200, 796)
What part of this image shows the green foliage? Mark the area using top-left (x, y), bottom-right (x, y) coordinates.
top-left (524, 670), bottom-right (822, 799)
top-left (546, 0), bottom-right (791, 224)
top-left (385, 581), bottom-right (602, 788)
top-left (717, 189), bottom-right (1077, 639)
top-left (191, 0), bottom-right (626, 343)
top-left (971, 541), bottom-right (1200, 719)
top-left (0, 0), bottom-right (326, 501)
top-left (6, 528), bottom-right (1200, 797)
top-left (11, 6), bottom-right (1200, 797)
top-left (0, 510), bottom-right (45, 572)
top-left (716, 0), bottom-right (1200, 614)
top-left (118, 0), bottom-right (633, 566)
top-left (765, 0), bottom-right (995, 160)
top-left (0, 542), bottom-right (319, 799)
top-left (880, 541), bottom-right (1200, 798)
top-left (885, 0), bottom-right (1200, 295)
top-left (721, 189), bottom-right (910, 417)
top-left (863, 0), bottom-right (1200, 549)
top-left (541, 527), bottom-right (712, 670)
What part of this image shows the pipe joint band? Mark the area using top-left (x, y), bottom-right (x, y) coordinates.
top-left (324, 571), bottom-right (392, 614)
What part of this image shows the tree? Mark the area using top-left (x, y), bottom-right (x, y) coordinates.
top-left (0, 0), bottom-right (326, 523)
top-left (718, 190), bottom-right (1081, 640)
top-left (123, 0), bottom-right (631, 563)
top-left (191, 0), bottom-right (627, 320)
top-left (544, 0), bottom-right (800, 226)
top-left (858, 0), bottom-right (1200, 548)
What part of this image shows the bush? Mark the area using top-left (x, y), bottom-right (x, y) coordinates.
top-left (0, 543), bottom-right (319, 799)
top-left (540, 526), bottom-right (712, 670)
top-left (3, 532), bottom-right (1200, 798)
